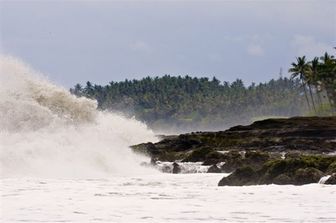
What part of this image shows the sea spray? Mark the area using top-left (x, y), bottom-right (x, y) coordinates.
top-left (0, 56), bottom-right (157, 178)
top-left (318, 175), bottom-right (331, 184)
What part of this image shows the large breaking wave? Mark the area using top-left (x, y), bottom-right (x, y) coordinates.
top-left (0, 56), bottom-right (157, 178)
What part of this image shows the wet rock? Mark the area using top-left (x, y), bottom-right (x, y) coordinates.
top-left (132, 117), bottom-right (336, 163)
top-left (218, 155), bottom-right (336, 186)
top-left (220, 151), bottom-right (244, 173)
top-left (202, 151), bottom-right (227, 165)
top-left (285, 151), bottom-right (302, 159)
top-left (207, 165), bottom-right (221, 173)
top-left (273, 174), bottom-right (292, 185)
top-left (327, 162), bottom-right (336, 174)
top-left (260, 155), bottom-right (336, 184)
top-left (292, 167), bottom-right (324, 185)
top-left (218, 166), bottom-right (258, 186)
top-left (182, 147), bottom-right (215, 162)
top-left (172, 162), bottom-right (181, 174)
top-left (245, 151), bottom-right (271, 169)
top-left (325, 173), bottom-right (336, 185)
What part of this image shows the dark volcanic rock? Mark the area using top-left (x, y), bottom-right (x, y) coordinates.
top-left (285, 151), bottom-right (302, 159)
top-left (131, 116), bottom-right (336, 186)
top-left (292, 168), bottom-right (324, 185)
top-left (220, 151), bottom-right (244, 173)
top-left (325, 173), bottom-right (336, 185)
top-left (132, 117), bottom-right (336, 162)
top-left (202, 151), bottom-right (228, 165)
top-left (273, 174), bottom-right (292, 185)
top-left (327, 162), bottom-right (336, 174)
top-left (217, 151), bottom-right (272, 173)
top-left (244, 151), bottom-right (271, 168)
top-left (218, 166), bottom-right (258, 186)
top-left (207, 165), bottom-right (221, 173)
top-left (218, 155), bottom-right (336, 186)
top-left (182, 147), bottom-right (215, 162)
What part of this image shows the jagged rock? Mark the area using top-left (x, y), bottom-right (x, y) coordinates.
top-left (132, 117), bottom-right (336, 163)
top-left (207, 165), bottom-right (221, 173)
top-left (172, 162), bottom-right (181, 174)
top-left (131, 116), bottom-right (336, 186)
top-left (325, 173), bottom-right (336, 185)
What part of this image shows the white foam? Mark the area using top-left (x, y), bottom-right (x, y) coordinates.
top-left (318, 175), bottom-right (331, 184)
top-left (0, 55), bottom-right (158, 178)
top-left (155, 161), bottom-right (211, 173)
top-left (1, 175), bottom-right (336, 222)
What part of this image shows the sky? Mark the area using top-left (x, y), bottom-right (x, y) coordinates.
top-left (0, 0), bottom-right (335, 88)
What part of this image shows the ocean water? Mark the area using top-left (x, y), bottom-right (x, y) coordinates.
top-left (2, 174), bottom-right (336, 222)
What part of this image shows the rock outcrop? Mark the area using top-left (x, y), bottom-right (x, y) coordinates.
top-left (132, 116), bottom-right (336, 186)
top-left (132, 116), bottom-right (336, 162)
top-left (325, 174), bottom-right (336, 185)
top-left (218, 155), bottom-right (336, 186)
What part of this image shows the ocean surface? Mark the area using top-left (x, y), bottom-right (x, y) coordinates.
top-left (2, 174), bottom-right (336, 223)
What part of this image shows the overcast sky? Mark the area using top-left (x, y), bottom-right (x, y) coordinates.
top-left (0, 0), bottom-right (335, 87)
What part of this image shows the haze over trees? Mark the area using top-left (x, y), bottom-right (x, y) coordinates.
top-left (71, 76), bottom-right (306, 131)
top-left (71, 52), bottom-right (335, 132)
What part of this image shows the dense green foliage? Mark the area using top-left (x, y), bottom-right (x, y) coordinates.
top-left (289, 52), bottom-right (336, 114)
top-left (71, 76), bottom-right (309, 131)
top-left (70, 52), bottom-right (335, 131)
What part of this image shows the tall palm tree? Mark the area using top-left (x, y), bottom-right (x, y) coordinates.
top-left (300, 58), bottom-right (318, 112)
top-left (289, 56), bottom-right (312, 111)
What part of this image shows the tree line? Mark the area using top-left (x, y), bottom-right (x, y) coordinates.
top-left (70, 52), bottom-right (335, 131)
top-left (71, 76), bottom-right (309, 131)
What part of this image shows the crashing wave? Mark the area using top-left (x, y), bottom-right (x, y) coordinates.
top-left (0, 55), bottom-right (157, 178)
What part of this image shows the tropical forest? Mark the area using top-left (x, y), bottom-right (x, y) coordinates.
top-left (71, 52), bottom-right (336, 132)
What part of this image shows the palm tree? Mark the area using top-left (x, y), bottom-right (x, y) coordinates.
top-left (305, 71), bottom-right (317, 113)
top-left (320, 52), bottom-right (334, 63)
top-left (309, 57), bottom-right (323, 106)
top-left (289, 56), bottom-right (313, 111)
top-left (319, 52), bottom-right (336, 109)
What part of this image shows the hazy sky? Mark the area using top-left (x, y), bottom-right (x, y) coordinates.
top-left (1, 0), bottom-right (335, 87)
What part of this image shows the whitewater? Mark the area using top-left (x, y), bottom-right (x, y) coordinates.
top-left (0, 56), bottom-right (157, 178)
top-left (1, 56), bottom-right (336, 222)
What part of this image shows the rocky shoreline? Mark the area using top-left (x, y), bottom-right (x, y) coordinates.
top-left (132, 116), bottom-right (336, 186)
